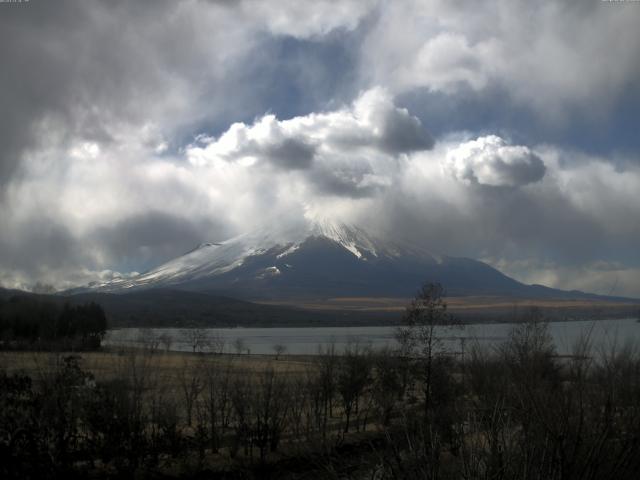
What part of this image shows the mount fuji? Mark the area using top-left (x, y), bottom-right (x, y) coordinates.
top-left (79, 219), bottom-right (613, 302)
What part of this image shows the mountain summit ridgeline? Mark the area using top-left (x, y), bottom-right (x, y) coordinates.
top-left (78, 219), bottom-right (616, 302)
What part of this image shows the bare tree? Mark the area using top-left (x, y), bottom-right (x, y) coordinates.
top-left (251, 367), bottom-right (291, 461)
top-left (315, 343), bottom-right (338, 441)
top-left (337, 341), bottom-right (371, 433)
top-left (232, 337), bottom-right (246, 355)
top-left (396, 282), bottom-right (456, 418)
top-left (181, 328), bottom-right (209, 354)
top-left (158, 332), bottom-right (173, 352)
top-left (502, 307), bottom-right (557, 385)
top-left (229, 375), bottom-right (252, 457)
top-left (371, 348), bottom-right (404, 426)
top-left (273, 343), bottom-right (286, 360)
top-left (288, 374), bottom-right (314, 443)
top-left (209, 332), bottom-right (225, 355)
top-left (137, 328), bottom-right (160, 353)
top-left (202, 358), bottom-right (233, 453)
top-left (177, 357), bottom-right (204, 427)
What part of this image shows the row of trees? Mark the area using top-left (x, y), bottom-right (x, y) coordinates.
top-left (0, 296), bottom-right (107, 350)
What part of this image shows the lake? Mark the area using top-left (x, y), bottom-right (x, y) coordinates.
top-left (104, 318), bottom-right (640, 356)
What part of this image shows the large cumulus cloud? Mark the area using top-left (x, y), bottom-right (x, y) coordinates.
top-left (187, 88), bottom-right (433, 197)
top-left (444, 135), bottom-right (546, 187)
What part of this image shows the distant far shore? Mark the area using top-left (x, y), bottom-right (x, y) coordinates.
top-left (257, 295), bottom-right (640, 325)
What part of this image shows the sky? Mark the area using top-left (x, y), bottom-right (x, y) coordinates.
top-left (1, 0), bottom-right (639, 297)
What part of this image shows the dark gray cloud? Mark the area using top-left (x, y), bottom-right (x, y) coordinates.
top-left (0, 217), bottom-right (83, 272)
top-left (0, 214), bottom-right (95, 291)
top-left (325, 88), bottom-right (434, 155)
top-left (222, 130), bottom-right (318, 170)
top-left (377, 106), bottom-right (435, 154)
top-left (396, 86), bottom-right (640, 162)
top-left (263, 138), bottom-right (317, 169)
top-left (310, 163), bottom-right (381, 198)
top-left (358, 142), bottom-right (640, 295)
top-left (368, 164), bottom-right (612, 265)
top-left (0, 0), bottom-right (176, 186)
top-left (91, 211), bottom-right (230, 272)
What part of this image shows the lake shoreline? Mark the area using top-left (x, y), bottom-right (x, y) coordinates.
top-left (104, 317), bottom-right (640, 356)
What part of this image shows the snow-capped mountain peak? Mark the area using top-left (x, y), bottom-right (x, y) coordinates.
top-left (309, 220), bottom-right (379, 259)
top-left (81, 218), bottom-right (458, 297)
top-left (74, 218), bottom-right (612, 302)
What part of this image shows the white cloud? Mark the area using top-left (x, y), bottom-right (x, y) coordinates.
top-left (394, 33), bottom-right (496, 93)
top-left (444, 135), bottom-right (546, 187)
top-left (361, 1), bottom-right (640, 119)
top-left (187, 88), bottom-right (433, 197)
top-left (239, 0), bottom-right (374, 38)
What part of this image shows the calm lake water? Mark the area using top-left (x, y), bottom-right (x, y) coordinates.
top-left (104, 318), bottom-right (640, 356)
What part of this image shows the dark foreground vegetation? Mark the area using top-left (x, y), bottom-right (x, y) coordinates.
top-left (0, 296), bottom-right (107, 350)
top-left (2, 284), bottom-right (640, 479)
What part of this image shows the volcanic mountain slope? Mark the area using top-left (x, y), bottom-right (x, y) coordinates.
top-left (81, 220), bottom-right (625, 301)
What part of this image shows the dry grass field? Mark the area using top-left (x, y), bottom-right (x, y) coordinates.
top-left (260, 295), bottom-right (640, 321)
top-left (0, 349), bottom-right (316, 386)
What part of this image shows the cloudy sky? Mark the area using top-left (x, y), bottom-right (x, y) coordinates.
top-left (1, 0), bottom-right (639, 297)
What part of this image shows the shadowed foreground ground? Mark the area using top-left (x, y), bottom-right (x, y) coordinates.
top-left (3, 323), bottom-right (640, 479)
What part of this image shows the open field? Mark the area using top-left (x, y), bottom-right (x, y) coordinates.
top-left (0, 349), bottom-right (315, 381)
top-left (260, 295), bottom-right (640, 321)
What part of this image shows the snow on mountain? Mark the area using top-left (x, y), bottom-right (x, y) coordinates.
top-left (82, 218), bottom-right (543, 299)
top-left (89, 219), bottom-right (415, 293)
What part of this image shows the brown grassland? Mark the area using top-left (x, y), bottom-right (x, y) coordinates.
top-left (261, 295), bottom-right (640, 323)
